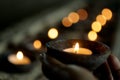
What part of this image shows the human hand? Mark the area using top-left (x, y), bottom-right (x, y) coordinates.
top-left (40, 54), bottom-right (120, 80)
top-left (91, 54), bottom-right (120, 80)
top-left (40, 54), bottom-right (97, 80)
top-left (108, 54), bottom-right (120, 80)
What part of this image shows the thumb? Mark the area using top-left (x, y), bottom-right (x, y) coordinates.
top-left (41, 55), bottom-right (71, 80)
top-left (65, 65), bottom-right (97, 80)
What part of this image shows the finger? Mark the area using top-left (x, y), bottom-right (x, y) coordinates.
top-left (46, 55), bottom-right (66, 68)
top-left (66, 65), bottom-right (97, 80)
top-left (41, 55), bottom-right (97, 80)
top-left (108, 54), bottom-right (120, 80)
top-left (93, 61), bottom-right (113, 80)
top-left (40, 53), bottom-right (66, 68)
top-left (41, 55), bottom-right (70, 80)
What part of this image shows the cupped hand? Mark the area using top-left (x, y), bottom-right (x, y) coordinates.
top-left (40, 54), bottom-right (120, 80)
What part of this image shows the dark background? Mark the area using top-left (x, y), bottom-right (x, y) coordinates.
top-left (0, 0), bottom-right (71, 30)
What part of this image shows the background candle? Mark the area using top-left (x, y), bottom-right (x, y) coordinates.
top-left (63, 42), bottom-right (92, 55)
top-left (8, 51), bottom-right (31, 65)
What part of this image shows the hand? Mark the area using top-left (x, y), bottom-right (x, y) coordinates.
top-left (40, 54), bottom-right (97, 80)
top-left (108, 54), bottom-right (120, 80)
top-left (94, 54), bottom-right (120, 80)
top-left (40, 54), bottom-right (120, 80)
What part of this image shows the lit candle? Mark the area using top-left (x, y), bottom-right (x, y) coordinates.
top-left (63, 42), bottom-right (92, 55)
top-left (33, 40), bottom-right (42, 50)
top-left (8, 51), bottom-right (31, 65)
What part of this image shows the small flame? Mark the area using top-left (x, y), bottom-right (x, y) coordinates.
top-left (102, 8), bottom-right (112, 20)
top-left (48, 28), bottom-right (58, 39)
top-left (33, 40), bottom-right (42, 49)
top-left (74, 42), bottom-right (79, 53)
top-left (88, 31), bottom-right (98, 41)
top-left (68, 12), bottom-right (80, 23)
top-left (62, 17), bottom-right (72, 27)
top-left (16, 51), bottom-right (23, 60)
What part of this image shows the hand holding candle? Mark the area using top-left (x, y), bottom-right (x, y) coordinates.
top-left (46, 39), bottom-right (111, 71)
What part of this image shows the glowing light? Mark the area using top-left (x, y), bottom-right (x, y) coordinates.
top-left (16, 51), bottom-right (23, 60)
top-left (88, 31), bottom-right (98, 41)
top-left (68, 12), bottom-right (80, 23)
top-left (63, 43), bottom-right (92, 55)
top-left (33, 40), bottom-right (42, 49)
top-left (74, 42), bottom-right (79, 53)
top-left (91, 21), bottom-right (102, 32)
top-left (48, 28), bottom-right (58, 39)
top-left (102, 8), bottom-right (112, 20)
top-left (77, 9), bottom-right (88, 20)
top-left (96, 15), bottom-right (107, 26)
top-left (62, 17), bottom-right (72, 27)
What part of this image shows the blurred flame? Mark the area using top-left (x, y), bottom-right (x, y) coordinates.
top-left (91, 21), bottom-right (102, 32)
top-left (68, 12), bottom-right (80, 23)
top-left (88, 31), bottom-right (98, 41)
top-left (62, 17), bottom-right (72, 27)
top-left (33, 40), bottom-right (42, 49)
top-left (96, 15), bottom-right (107, 26)
top-left (77, 9), bottom-right (88, 20)
top-left (102, 8), bottom-right (112, 20)
top-left (74, 42), bottom-right (79, 53)
top-left (48, 28), bottom-right (58, 39)
top-left (16, 51), bottom-right (23, 60)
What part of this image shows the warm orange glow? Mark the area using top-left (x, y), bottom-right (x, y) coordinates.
top-left (16, 51), bottom-right (23, 60)
top-left (102, 8), bottom-right (112, 20)
top-left (62, 17), bottom-right (72, 27)
top-left (64, 42), bottom-right (92, 55)
top-left (33, 40), bottom-right (42, 49)
top-left (88, 31), bottom-right (98, 41)
top-left (96, 15), bottom-right (107, 26)
top-left (77, 9), bottom-right (88, 20)
top-left (48, 28), bottom-right (58, 39)
top-left (68, 12), bottom-right (80, 23)
top-left (91, 21), bottom-right (102, 32)
top-left (74, 42), bottom-right (79, 53)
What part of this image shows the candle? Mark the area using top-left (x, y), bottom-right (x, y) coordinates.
top-left (46, 39), bottom-right (111, 71)
top-left (63, 42), bottom-right (92, 55)
top-left (33, 40), bottom-right (42, 50)
top-left (8, 51), bottom-right (31, 65)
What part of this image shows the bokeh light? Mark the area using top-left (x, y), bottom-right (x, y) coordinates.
top-left (68, 12), bottom-right (80, 23)
top-left (88, 31), bottom-right (98, 41)
top-left (77, 9), bottom-right (88, 20)
top-left (48, 28), bottom-right (58, 39)
top-left (91, 21), bottom-right (102, 32)
top-left (102, 8), bottom-right (112, 20)
top-left (33, 40), bottom-right (42, 49)
top-left (96, 15), bottom-right (107, 26)
top-left (62, 17), bottom-right (72, 27)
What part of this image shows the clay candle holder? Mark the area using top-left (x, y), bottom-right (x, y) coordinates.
top-left (0, 50), bottom-right (36, 73)
top-left (45, 39), bottom-right (111, 71)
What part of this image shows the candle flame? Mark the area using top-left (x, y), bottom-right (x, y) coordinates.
top-left (74, 42), bottom-right (79, 53)
top-left (48, 28), bottom-right (58, 39)
top-left (102, 8), bottom-right (112, 20)
top-left (88, 31), bottom-right (98, 41)
top-left (62, 17), bottom-right (72, 27)
top-left (16, 51), bottom-right (23, 60)
top-left (68, 12), bottom-right (80, 23)
top-left (33, 40), bottom-right (42, 49)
